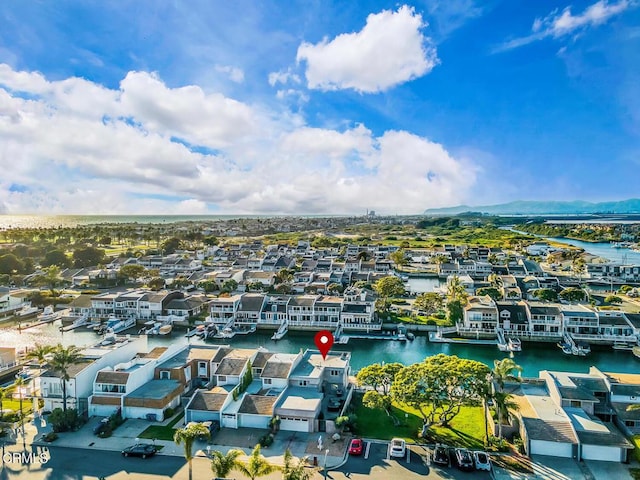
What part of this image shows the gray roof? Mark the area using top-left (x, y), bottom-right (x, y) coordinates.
top-left (238, 294), bottom-right (266, 312)
top-left (289, 296), bottom-right (316, 307)
top-left (215, 358), bottom-right (247, 376)
top-left (497, 303), bottom-right (529, 324)
top-left (529, 305), bottom-right (561, 316)
top-left (576, 429), bottom-right (634, 448)
top-left (238, 395), bottom-right (277, 415)
top-left (126, 379), bottom-right (181, 400)
top-left (252, 351), bottom-right (274, 369)
top-left (611, 384), bottom-right (640, 397)
top-left (558, 386), bottom-right (599, 402)
top-left (189, 389), bottom-right (229, 412)
top-left (625, 313), bottom-right (640, 328)
top-left (570, 376), bottom-right (608, 392)
top-left (261, 359), bottom-right (295, 379)
top-left (521, 418), bottom-right (578, 444)
top-left (96, 370), bottom-right (129, 385)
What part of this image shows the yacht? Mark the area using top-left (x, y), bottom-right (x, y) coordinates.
top-left (633, 346), bottom-right (640, 359)
top-left (38, 306), bottom-right (59, 322)
top-left (572, 342), bottom-right (591, 356)
top-left (507, 337), bottom-right (522, 352)
top-left (16, 305), bottom-right (39, 317)
top-left (103, 315), bottom-right (136, 334)
top-left (612, 341), bottom-right (636, 351)
top-left (558, 341), bottom-right (573, 355)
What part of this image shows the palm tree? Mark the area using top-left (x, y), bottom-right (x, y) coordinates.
top-left (282, 448), bottom-right (312, 480)
top-left (235, 444), bottom-right (278, 480)
top-left (491, 358), bottom-right (522, 393)
top-left (49, 344), bottom-right (83, 412)
top-left (0, 385), bottom-right (6, 417)
top-left (174, 423), bottom-right (210, 480)
top-left (25, 343), bottom-right (54, 368)
top-left (479, 379), bottom-right (493, 446)
top-left (210, 449), bottom-right (242, 479)
top-left (488, 274), bottom-right (503, 289)
top-left (493, 390), bottom-right (520, 439)
top-left (446, 275), bottom-right (468, 305)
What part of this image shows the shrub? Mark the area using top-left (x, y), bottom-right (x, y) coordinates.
top-left (49, 408), bottom-right (83, 433)
top-left (0, 412), bottom-right (20, 423)
top-left (426, 319), bottom-right (437, 326)
top-left (486, 435), bottom-right (509, 452)
top-left (259, 434), bottom-right (274, 447)
top-left (164, 407), bottom-right (175, 419)
top-left (42, 432), bottom-right (58, 442)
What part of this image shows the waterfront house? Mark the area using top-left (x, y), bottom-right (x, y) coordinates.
top-left (235, 293), bottom-right (267, 326)
top-left (461, 296), bottom-right (499, 332)
top-left (528, 303), bottom-right (562, 334)
top-left (260, 296), bottom-right (290, 327)
top-left (208, 295), bottom-right (242, 325)
top-left (496, 302), bottom-right (530, 334)
top-left (287, 296), bottom-right (317, 328)
top-left (341, 287), bottom-right (379, 331)
top-left (35, 336), bottom-right (147, 414)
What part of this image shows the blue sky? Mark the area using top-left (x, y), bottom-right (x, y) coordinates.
top-left (0, 0), bottom-right (638, 215)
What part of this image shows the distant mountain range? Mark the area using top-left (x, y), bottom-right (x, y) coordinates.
top-left (424, 199), bottom-right (640, 215)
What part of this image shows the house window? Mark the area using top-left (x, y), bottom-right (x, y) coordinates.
top-left (625, 420), bottom-right (637, 427)
top-left (299, 380), bottom-right (308, 386)
top-left (218, 375), bottom-right (226, 382)
top-left (160, 371), bottom-right (170, 380)
top-left (570, 401), bottom-right (581, 408)
top-left (264, 378), bottom-right (272, 385)
top-left (330, 370), bottom-right (340, 376)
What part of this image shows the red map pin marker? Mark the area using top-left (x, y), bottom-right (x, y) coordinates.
top-left (314, 330), bottom-right (334, 360)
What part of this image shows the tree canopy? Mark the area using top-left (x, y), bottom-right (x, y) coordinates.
top-left (391, 354), bottom-right (490, 427)
top-left (533, 288), bottom-right (558, 302)
top-left (72, 246), bottom-right (105, 268)
top-left (413, 292), bottom-right (444, 315)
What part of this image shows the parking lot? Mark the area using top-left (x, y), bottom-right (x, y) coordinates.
top-left (330, 441), bottom-right (494, 480)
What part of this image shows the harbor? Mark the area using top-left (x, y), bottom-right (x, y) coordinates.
top-left (2, 321), bottom-right (639, 376)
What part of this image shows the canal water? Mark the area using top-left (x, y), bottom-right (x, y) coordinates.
top-left (546, 237), bottom-right (640, 264)
top-left (2, 323), bottom-right (639, 377)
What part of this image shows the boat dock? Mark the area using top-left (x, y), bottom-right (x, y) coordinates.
top-left (428, 331), bottom-right (498, 345)
top-left (337, 332), bottom-right (410, 344)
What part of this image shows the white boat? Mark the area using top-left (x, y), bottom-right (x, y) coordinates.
top-left (507, 337), bottom-right (522, 352)
top-left (632, 346), bottom-right (640, 359)
top-left (558, 341), bottom-right (573, 355)
top-left (158, 324), bottom-right (173, 335)
top-left (16, 305), bottom-right (39, 317)
top-left (397, 333), bottom-right (407, 341)
top-left (103, 315), bottom-right (136, 334)
top-left (572, 342), bottom-right (591, 356)
top-left (38, 306), bottom-right (60, 322)
top-left (612, 341), bottom-right (636, 351)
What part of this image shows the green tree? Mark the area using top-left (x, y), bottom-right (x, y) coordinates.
top-left (356, 362), bottom-right (403, 412)
top-left (174, 423), bottom-right (211, 480)
top-left (0, 385), bottom-right (7, 416)
top-left (604, 295), bottom-right (623, 304)
top-left (235, 444), bottom-right (278, 480)
top-left (49, 344), bottom-right (84, 412)
top-left (42, 249), bottom-right (71, 268)
top-left (274, 269), bottom-right (294, 285)
top-left (491, 358), bottom-right (522, 392)
top-left (487, 274), bottom-right (503, 288)
top-left (493, 390), bottom-right (520, 439)
top-left (533, 288), bottom-right (558, 302)
top-left (0, 254), bottom-right (24, 274)
top-left (559, 287), bottom-right (586, 303)
top-left (147, 277), bottom-right (165, 290)
top-left (118, 264), bottom-right (146, 283)
top-left (356, 250), bottom-right (371, 261)
top-left (374, 276), bottom-right (406, 298)
top-left (282, 448), bottom-right (313, 480)
top-left (26, 344), bottom-right (54, 368)
top-left (210, 449), bottom-right (242, 479)
top-left (162, 237), bottom-right (182, 254)
top-left (391, 354), bottom-right (490, 428)
top-left (413, 292), bottom-right (444, 315)
top-left (389, 250), bottom-right (408, 267)
top-left (446, 275), bottom-right (468, 305)
top-left (572, 257), bottom-right (586, 281)
top-left (476, 287), bottom-right (502, 301)
top-left (72, 247), bottom-right (105, 267)
top-left (34, 265), bottom-right (62, 296)
top-left (221, 279), bottom-right (238, 293)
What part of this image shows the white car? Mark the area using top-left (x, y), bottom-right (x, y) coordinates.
top-left (474, 451), bottom-right (491, 471)
top-left (389, 438), bottom-right (406, 458)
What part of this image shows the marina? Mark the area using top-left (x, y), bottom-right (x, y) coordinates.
top-left (3, 322), bottom-right (640, 376)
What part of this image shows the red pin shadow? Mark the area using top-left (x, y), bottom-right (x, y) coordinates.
top-left (314, 330), bottom-right (334, 359)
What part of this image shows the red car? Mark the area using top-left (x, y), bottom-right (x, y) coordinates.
top-left (349, 438), bottom-right (364, 455)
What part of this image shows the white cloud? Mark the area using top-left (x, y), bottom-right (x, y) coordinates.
top-left (268, 69), bottom-right (301, 87)
top-left (0, 63), bottom-right (475, 215)
top-left (215, 64), bottom-right (245, 83)
top-left (296, 5), bottom-right (438, 93)
top-left (495, 0), bottom-right (634, 52)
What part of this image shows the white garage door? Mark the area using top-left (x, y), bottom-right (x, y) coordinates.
top-left (581, 445), bottom-right (622, 462)
top-left (279, 418), bottom-right (310, 433)
top-left (239, 414), bottom-right (269, 429)
top-left (89, 404), bottom-right (119, 418)
top-left (530, 440), bottom-right (573, 457)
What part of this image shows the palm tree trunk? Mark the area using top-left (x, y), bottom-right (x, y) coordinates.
top-left (62, 381), bottom-right (67, 412)
top-left (483, 399), bottom-right (489, 445)
top-left (188, 459), bottom-right (192, 480)
top-left (498, 408), bottom-right (503, 439)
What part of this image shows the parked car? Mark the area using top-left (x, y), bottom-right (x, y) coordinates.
top-left (121, 443), bottom-right (158, 458)
top-left (433, 444), bottom-right (450, 466)
top-left (93, 418), bottom-right (110, 436)
top-left (454, 448), bottom-right (474, 471)
top-left (199, 420), bottom-right (221, 440)
top-left (474, 451), bottom-right (491, 471)
top-left (349, 438), bottom-right (364, 456)
top-left (327, 398), bottom-right (342, 412)
top-left (389, 438), bottom-right (406, 458)
top-left (331, 385), bottom-right (344, 397)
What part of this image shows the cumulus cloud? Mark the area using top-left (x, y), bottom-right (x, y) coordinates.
top-left (0, 63), bottom-right (475, 214)
top-left (296, 5), bottom-right (438, 93)
top-left (215, 64), bottom-right (245, 83)
top-left (495, 0), bottom-right (634, 52)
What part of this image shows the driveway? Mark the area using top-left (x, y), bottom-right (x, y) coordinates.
top-left (330, 441), bottom-right (493, 480)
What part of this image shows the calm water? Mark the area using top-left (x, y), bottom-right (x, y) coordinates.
top-left (547, 237), bottom-right (640, 264)
top-left (2, 324), bottom-right (639, 377)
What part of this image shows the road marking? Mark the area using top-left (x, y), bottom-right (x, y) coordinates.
top-left (364, 441), bottom-right (371, 460)
top-left (406, 449), bottom-right (410, 463)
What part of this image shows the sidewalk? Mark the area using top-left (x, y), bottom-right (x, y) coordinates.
top-left (26, 413), bottom-right (346, 468)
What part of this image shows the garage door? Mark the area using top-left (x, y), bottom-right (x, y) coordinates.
top-left (530, 440), bottom-right (573, 457)
top-left (279, 418), bottom-right (310, 432)
top-left (240, 414), bottom-right (269, 429)
top-left (581, 445), bottom-right (622, 462)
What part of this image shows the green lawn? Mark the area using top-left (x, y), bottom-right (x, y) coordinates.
top-left (138, 412), bottom-right (184, 441)
top-left (633, 435), bottom-right (640, 462)
top-left (352, 393), bottom-right (485, 449)
top-left (1, 398), bottom-right (33, 416)
top-left (390, 313), bottom-right (453, 327)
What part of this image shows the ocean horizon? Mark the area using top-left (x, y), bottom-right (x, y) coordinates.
top-left (0, 214), bottom-right (356, 230)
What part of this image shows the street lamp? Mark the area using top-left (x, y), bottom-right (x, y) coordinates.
top-left (323, 448), bottom-right (329, 480)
